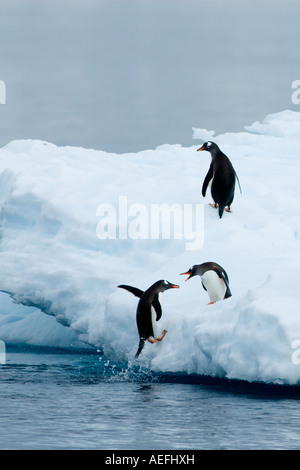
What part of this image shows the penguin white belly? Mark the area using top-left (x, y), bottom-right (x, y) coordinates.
top-left (201, 270), bottom-right (226, 303)
top-left (151, 293), bottom-right (163, 338)
top-left (151, 305), bottom-right (158, 338)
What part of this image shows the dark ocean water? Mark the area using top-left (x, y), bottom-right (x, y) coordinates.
top-left (1, 346), bottom-right (300, 450)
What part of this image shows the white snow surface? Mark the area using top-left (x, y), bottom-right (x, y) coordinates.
top-left (1, 109), bottom-right (300, 385)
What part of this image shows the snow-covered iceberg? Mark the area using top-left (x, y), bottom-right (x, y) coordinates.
top-left (1, 110), bottom-right (300, 385)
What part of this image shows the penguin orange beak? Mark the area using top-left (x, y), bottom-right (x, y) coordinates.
top-left (180, 271), bottom-right (192, 281)
top-left (169, 283), bottom-right (180, 289)
top-left (197, 146), bottom-right (205, 151)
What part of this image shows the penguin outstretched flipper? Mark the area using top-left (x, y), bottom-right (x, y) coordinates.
top-left (118, 285), bottom-right (162, 321)
top-left (118, 284), bottom-right (144, 298)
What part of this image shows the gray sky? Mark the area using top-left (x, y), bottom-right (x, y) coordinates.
top-left (0, 0), bottom-right (299, 153)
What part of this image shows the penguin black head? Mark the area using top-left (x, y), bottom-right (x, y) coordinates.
top-left (180, 264), bottom-right (210, 281)
top-left (197, 141), bottom-right (219, 156)
top-left (157, 280), bottom-right (180, 292)
top-left (180, 267), bottom-right (197, 282)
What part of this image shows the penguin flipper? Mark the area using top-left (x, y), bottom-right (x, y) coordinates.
top-left (234, 170), bottom-right (242, 194)
top-left (152, 294), bottom-right (162, 321)
top-left (118, 285), bottom-right (144, 298)
top-left (223, 275), bottom-right (231, 297)
top-left (224, 285), bottom-right (232, 299)
top-left (221, 274), bottom-right (232, 299)
top-left (202, 164), bottom-right (214, 197)
top-left (215, 269), bottom-right (232, 299)
top-left (118, 286), bottom-right (162, 320)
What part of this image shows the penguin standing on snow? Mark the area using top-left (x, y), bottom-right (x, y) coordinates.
top-left (118, 280), bottom-right (179, 358)
top-left (197, 141), bottom-right (241, 218)
top-left (180, 262), bottom-right (231, 304)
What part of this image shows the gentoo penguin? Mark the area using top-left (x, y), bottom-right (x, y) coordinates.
top-left (197, 141), bottom-right (241, 218)
top-left (118, 280), bottom-right (179, 358)
top-left (180, 262), bottom-right (231, 304)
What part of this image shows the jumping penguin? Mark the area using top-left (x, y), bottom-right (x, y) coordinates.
top-left (118, 280), bottom-right (179, 358)
top-left (180, 262), bottom-right (231, 304)
top-left (197, 141), bottom-right (242, 218)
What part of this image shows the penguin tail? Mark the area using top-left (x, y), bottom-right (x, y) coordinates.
top-left (134, 339), bottom-right (145, 359)
top-left (218, 206), bottom-right (225, 218)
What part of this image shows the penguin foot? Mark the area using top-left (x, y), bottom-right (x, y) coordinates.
top-left (208, 301), bottom-right (215, 305)
top-left (147, 338), bottom-right (157, 344)
top-left (225, 207), bottom-right (232, 213)
top-left (147, 330), bottom-right (167, 344)
top-left (209, 203), bottom-right (218, 209)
